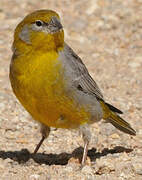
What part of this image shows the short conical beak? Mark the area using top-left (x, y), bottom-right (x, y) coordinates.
top-left (51, 16), bottom-right (63, 30)
top-left (47, 16), bottom-right (63, 33)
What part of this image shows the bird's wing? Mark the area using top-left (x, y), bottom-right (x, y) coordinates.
top-left (61, 43), bottom-right (104, 100)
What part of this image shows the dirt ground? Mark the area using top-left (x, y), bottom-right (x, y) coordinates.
top-left (0, 0), bottom-right (142, 179)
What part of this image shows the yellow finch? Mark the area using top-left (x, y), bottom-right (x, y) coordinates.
top-left (10, 10), bottom-right (136, 167)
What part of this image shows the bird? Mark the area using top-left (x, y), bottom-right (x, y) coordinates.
top-left (9, 9), bottom-right (136, 167)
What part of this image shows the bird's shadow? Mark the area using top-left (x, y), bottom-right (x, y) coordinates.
top-left (0, 146), bottom-right (133, 166)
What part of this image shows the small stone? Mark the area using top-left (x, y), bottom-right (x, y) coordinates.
top-left (68, 157), bottom-right (80, 165)
top-left (30, 174), bottom-right (40, 180)
top-left (95, 157), bottom-right (115, 175)
top-left (86, 0), bottom-right (99, 15)
top-left (0, 12), bottom-right (5, 20)
top-left (16, 139), bottom-right (28, 144)
top-left (110, 133), bottom-right (120, 139)
top-left (128, 62), bottom-right (140, 68)
top-left (133, 162), bottom-right (142, 175)
top-left (81, 165), bottom-right (93, 174)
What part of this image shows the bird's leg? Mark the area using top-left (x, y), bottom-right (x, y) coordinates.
top-left (81, 138), bottom-right (89, 167)
top-left (33, 124), bottom-right (50, 154)
top-left (80, 124), bottom-right (91, 168)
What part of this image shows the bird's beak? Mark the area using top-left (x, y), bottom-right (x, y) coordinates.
top-left (52, 16), bottom-right (63, 30)
top-left (47, 16), bottom-right (63, 33)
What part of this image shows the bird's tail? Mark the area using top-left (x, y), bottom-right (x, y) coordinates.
top-left (99, 100), bottom-right (136, 136)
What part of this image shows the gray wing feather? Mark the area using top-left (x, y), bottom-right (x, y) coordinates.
top-left (62, 43), bottom-right (104, 100)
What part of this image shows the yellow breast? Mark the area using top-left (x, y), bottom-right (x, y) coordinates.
top-left (10, 50), bottom-right (90, 129)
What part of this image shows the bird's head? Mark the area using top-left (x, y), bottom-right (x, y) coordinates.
top-left (13, 10), bottom-right (64, 52)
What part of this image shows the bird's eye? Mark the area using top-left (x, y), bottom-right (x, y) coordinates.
top-left (35, 20), bottom-right (43, 27)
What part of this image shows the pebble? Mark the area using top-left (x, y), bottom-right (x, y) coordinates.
top-left (81, 165), bottom-right (93, 174)
top-left (132, 158), bottom-right (142, 175)
top-left (110, 133), bottom-right (120, 139)
top-left (86, 0), bottom-right (99, 15)
top-left (128, 62), bottom-right (141, 68)
top-left (30, 174), bottom-right (40, 180)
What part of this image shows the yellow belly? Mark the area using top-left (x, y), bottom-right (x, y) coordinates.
top-left (10, 51), bottom-right (90, 129)
top-left (22, 91), bottom-right (90, 129)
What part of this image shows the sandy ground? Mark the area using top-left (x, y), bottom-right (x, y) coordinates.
top-left (0, 0), bottom-right (142, 179)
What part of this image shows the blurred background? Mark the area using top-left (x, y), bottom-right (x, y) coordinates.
top-left (0, 0), bottom-right (142, 179)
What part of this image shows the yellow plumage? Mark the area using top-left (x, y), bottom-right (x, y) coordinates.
top-left (10, 10), bottom-right (136, 167)
top-left (10, 48), bottom-right (90, 129)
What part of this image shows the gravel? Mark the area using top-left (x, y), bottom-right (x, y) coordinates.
top-left (0, 0), bottom-right (142, 179)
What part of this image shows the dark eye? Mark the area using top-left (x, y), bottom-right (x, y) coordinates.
top-left (35, 20), bottom-right (43, 27)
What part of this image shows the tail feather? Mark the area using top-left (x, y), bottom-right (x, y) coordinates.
top-left (105, 102), bottom-right (123, 114)
top-left (99, 100), bottom-right (136, 136)
top-left (108, 113), bottom-right (136, 135)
